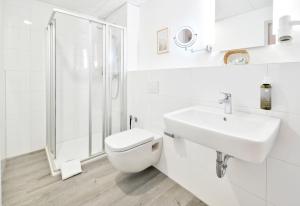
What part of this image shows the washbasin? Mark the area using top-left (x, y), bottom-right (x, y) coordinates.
top-left (164, 106), bottom-right (280, 163)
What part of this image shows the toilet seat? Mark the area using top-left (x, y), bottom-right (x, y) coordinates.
top-left (105, 128), bottom-right (155, 152)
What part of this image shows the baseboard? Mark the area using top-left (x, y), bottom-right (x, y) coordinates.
top-left (5, 149), bottom-right (45, 161)
top-left (1, 158), bottom-right (6, 177)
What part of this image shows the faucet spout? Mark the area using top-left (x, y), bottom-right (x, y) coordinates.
top-left (219, 92), bottom-right (232, 114)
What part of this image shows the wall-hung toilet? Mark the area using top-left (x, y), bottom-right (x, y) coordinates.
top-left (105, 128), bottom-right (163, 173)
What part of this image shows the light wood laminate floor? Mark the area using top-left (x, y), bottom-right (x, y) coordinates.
top-left (3, 150), bottom-right (208, 206)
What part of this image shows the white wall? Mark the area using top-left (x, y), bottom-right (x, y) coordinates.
top-left (128, 62), bottom-right (300, 206)
top-left (2, 0), bottom-right (56, 158)
top-left (138, 0), bottom-right (215, 70)
top-left (2, 0), bottom-right (129, 159)
top-left (0, 0), bottom-right (5, 204)
top-left (136, 0), bottom-right (300, 69)
top-left (126, 4), bottom-right (139, 71)
top-left (104, 4), bottom-right (127, 27)
top-left (273, 0), bottom-right (300, 33)
top-left (215, 6), bottom-right (273, 51)
top-left (227, 0), bottom-right (300, 65)
top-left (105, 3), bottom-right (140, 71)
top-left (129, 1), bottom-right (300, 205)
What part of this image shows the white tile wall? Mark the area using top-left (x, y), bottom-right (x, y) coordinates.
top-left (0, 0), bottom-right (6, 204)
top-left (231, 184), bottom-right (266, 206)
top-left (267, 158), bottom-right (300, 206)
top-left (3, 0), bottom-right (53, 158)
top-left (127, 62), bottom-right (300, 206)
top-left (3, 0), bottom-right (109, 159)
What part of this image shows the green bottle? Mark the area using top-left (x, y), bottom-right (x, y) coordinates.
top-left (260, 77), bottom-right (272, 110)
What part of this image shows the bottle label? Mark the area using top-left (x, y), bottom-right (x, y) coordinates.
top-left (261, 87), bottom-right (271, 110)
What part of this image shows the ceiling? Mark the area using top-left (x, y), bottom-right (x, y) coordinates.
top-left (37, 0), bottom-right (147, 18)
top-left (38, 0), bottom-right (272, 22)
top-left (216, 0), bottom-right (273, 21)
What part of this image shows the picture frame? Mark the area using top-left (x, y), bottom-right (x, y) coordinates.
top-left (157, 27), bottom-right (169, 54)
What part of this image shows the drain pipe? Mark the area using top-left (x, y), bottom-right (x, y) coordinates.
top-left (216, 151), bottom-right (232, 178)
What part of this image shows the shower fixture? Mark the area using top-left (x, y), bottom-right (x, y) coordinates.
top-left (46, 8), bottom-right (126, 174)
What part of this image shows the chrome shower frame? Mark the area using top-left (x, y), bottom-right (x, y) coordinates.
top-left (46, 9), bottom-right (127, 173)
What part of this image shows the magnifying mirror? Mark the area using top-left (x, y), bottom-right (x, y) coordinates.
top-left (173, 26), bottom-right (197, 49)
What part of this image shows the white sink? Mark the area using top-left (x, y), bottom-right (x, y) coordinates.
top-left (164, 106), bottom-right (280, 163)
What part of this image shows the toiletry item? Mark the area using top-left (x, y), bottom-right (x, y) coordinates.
top-left (224, 49), bottom-right (249, 65)
top-left (260, 77), bottom-right (272, 110)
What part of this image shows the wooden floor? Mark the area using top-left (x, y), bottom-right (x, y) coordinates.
top-left (3, 150), bottom-right (208, 206)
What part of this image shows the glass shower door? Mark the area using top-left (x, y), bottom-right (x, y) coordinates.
top-left (109, 26), bottom-right (125, 135)
top-left (46, 9), bottom-right (126, 172)
top-left (54, 14), bottom-right (105, 167)
top-left (91, 23), bottom-right (105, 156)
top-left (55, 14), bottom-right (90, 165)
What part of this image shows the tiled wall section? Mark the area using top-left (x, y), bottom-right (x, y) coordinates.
top-left (127, 62), bottom-right (300, 206)
top-left (3, 0), bottom-right (122, 158)
top-left (3, 0), bottom-right (54, 157)
top-left (0, 0), bottom-right (5, 204)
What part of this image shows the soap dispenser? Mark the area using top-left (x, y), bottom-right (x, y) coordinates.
top-left (260, 76), bottom-right (272, 110)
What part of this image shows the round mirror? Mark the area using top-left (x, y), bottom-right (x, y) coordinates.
top-left (178, 29), bottom-right (193, 44)
top-left (174, 27), bottom-right (197, 49)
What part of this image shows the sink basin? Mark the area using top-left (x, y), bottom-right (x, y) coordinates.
top-left (164, 106), bottom-right (280, 163)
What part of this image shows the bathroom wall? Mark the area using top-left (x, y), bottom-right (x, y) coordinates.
top-left (128, 62), bottom-right (300, 206)
top-left (104, 4), bottom-right (127, 27)
top-left (248, 0), bottom-right (300, 65)
top-left (105, 3), bottom-right (140, 71)
top-left (137, 0), bottom-right (300, 70)
top-left (138, 0), bottom-right (215, 70)
top-left (0, 0), bottom-right (5, 204)
top-left (273, 0), bottom-right (300, 33)
top-left (2, 0), bottom-right (127, 158)
top-left (2, 0), bottom-right (55, 158)
top-left (105, 3), bottom-right (140, 135)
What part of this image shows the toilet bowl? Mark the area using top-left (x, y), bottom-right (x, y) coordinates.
top-left (105, 128), bottom-right (163, 173)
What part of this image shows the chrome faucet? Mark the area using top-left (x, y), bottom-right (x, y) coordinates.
top-left (219, 92), bottom-right (232, 114)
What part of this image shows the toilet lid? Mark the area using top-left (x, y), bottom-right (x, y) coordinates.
top-left (105, 128), bottom-right (155, 152)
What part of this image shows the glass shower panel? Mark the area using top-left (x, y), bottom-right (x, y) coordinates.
top-left (46, 9), bottom-right (126, 172)
top-left (109, 26), bottom-right (124, 134)
top-left (55, 14), bottom-right (90, 165)
top-left (91, 23), bottom-right (105, 155)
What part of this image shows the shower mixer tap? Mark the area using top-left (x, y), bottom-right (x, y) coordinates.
top-left (129, 115), bottom-right (138, 129)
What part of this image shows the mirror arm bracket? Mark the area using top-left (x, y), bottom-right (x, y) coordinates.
top-left (190, 45), bottom-right (213, 53)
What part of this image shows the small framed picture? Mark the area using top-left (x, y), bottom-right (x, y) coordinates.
top-left (157, 27), bottom-right (169, 54)
top-left (264, 20), bottom-right (276, 45)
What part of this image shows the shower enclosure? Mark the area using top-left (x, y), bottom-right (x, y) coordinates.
top-left (46, 9), bottom-right (126, 173)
